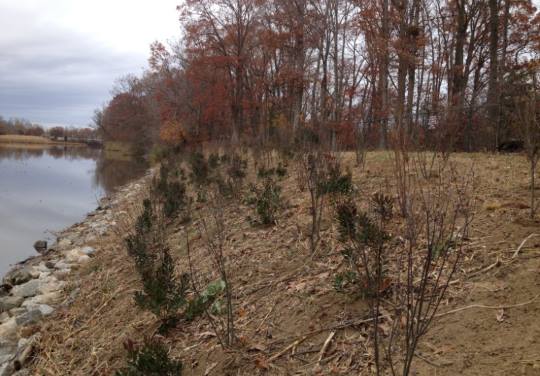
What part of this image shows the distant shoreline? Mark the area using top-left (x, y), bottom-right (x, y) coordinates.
top-left (0, 135), bottom-right (89, 147)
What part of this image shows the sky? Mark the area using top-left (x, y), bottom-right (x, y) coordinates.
top-left (0, 0), bottom-right (181, 128)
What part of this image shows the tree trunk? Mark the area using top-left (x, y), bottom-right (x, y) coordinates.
top-left (488, 0), bottom-right (500, 148)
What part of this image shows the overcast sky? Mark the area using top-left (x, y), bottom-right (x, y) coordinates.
top-left (0, 0), bottom-right (181, 128)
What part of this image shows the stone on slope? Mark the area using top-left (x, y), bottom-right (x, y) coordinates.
top-left (10, 280), bottom-right (40, 298)
top-left (0, 297), bottom-right (23, 312)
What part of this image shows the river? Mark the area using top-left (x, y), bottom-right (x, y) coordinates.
top-left (0, 145), bottom-right (147, 276)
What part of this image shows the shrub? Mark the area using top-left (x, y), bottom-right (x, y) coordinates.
top-left (319, 161), bottom-right (353, 197)
top-left (134, 248), bottom-right (190, 334)
top-left (163, 181), bottom-right (186, 219)
top-left (276, 162), bottom-right (288, 178)
top-left (208, 153), bottom-right (220, 169)
top-left (299, 152), bottom-right (352, 253)
top-left (225, 154), bottom-right (247, 190)
top-left (371, 192), bottom-right (394, 222)
top-left (257, 162), bottom-right (288, 180)
top-left (184, 279), bottom-right (226, 321)
top-left (126, 199), bottom-right (155, 273)
top-left (248, 178), bottom-right (282, 225)
top-left (188, 152), bottom-right (209, 186)
top-left (148, 145), bottom-right (171, 165)
top-left (126, 200), bottom-right (195, 334)
top-left (152, 164), bottom-right (187, 220)
top-left (116, 338), bottom-right (182, 376)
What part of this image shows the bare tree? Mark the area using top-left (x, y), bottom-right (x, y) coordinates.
top-left (515, 70), bottom-right (540, 218)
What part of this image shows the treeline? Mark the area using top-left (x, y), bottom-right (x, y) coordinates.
top-left (97, 0), bottom-right (540, 154)
top-left (0, 117), bottom-right (46, 136)
top-left (0, 116), bottom-right (98, 140)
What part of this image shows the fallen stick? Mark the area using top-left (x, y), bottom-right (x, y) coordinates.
top-left (269, 315), bottom-right (389, 361)
top-left (255, 298), bottom-right (278, 333)
top-left (269, 336), bottom-right (308, 362)
top-left (466, 257), bottom-right (501, 279)
top-left (415, 353), bottom-right (452, 368)
top-left (512, 233), bottom-right (538, 259)
top-left (435, 294), bottom-right (539, 318)
top-left (317, 331), bottom-right (336, 364)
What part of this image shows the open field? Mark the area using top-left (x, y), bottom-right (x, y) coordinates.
top-left (29, 151), bottom-right (539, 375)
top-left (0, 135), bottom-right (85, 146)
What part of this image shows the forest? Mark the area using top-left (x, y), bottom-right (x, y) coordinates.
top-left (97, 0), bottom-right (540, 155)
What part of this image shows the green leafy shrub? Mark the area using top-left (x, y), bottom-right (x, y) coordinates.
top-left (116, 338), bottom-right (182, 376)
top-left (333, 271), bottom-right (359, 293)
top-left (185, 280), bottom-right (226, 321)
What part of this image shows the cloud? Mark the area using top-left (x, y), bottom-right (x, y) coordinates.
top-left (0, 0), bottom-right (180, 127)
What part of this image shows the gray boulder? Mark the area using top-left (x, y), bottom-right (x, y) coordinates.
top-left (15, 309), bottom-right (42, 326)
top-left (10, 280), bottom-right (40, 298)
top-left (0, 285), bottom-right (11, 298)
top-left (80, 246), bottom-right (96, 256)
top-left (3, 269), bottom-right (33, 287)
top-left (0, 341), bottom-right (16, 365)
top-left (0, 297), bottom-right (23, 312)
top-left (0, 313), bottom-right (9, 324)
top-left (0, 362), bottom-right (14, 376)
top-left (33, 240), bottom-right (47, 254)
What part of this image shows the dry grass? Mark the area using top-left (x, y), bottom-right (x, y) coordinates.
top-left (0, 135), bottom-right (84, 146)
top-left (29, 151), bottom-right (540, 375)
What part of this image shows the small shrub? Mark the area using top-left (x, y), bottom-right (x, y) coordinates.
top-left (319, 161), bottom-right (353, 197)
top-left (208, 153), bottom-right (220, 169)
top-left (257, 162), bottom-right (288, 180)
top-left (333, 271), bottom-right (358, 293)
top-left (276, 162), bottom-right (288, 178)
top-left (163, 181), bottom-right (186, 219)
top-left (116, 338), bottom-right (182, 376)
top-left (248, 178), bottom-right (282, 225)
top-left (152, 164), bottom-right (187, 220)
top-left (148, 145), bottom-right (172, 165)
top-left (185, 279), bottom-right (226, 321)
top-left (335, 199), bottom-right (390, 295)
top-left (134, 248), bottom-right (190, 334)
top-left (126, 199), bottom-right (155, 273)
top-left (226, 154), bottom-right (247, 189)
top-left (189, 152), bottom-right (209, 185)
top-left (371, 192), bottom-right (394, 221)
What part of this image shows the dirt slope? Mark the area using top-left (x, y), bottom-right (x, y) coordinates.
top-left (28, 152), bottom-right (540, 375)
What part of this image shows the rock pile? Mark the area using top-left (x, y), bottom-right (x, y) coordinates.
top-left (0, 175), bottom-right (148, 375)
top-left (0, 204), bottom-right (112, 375)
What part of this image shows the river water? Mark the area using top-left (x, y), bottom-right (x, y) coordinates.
top-left (0, 145), bottom-right (147, 276)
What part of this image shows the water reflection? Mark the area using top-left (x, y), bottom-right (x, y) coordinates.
top-left (0, 145), bottom-right (147, 275)
top-left (0, 145), bottom-right (101, 161)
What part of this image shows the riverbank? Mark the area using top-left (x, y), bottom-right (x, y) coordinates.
top-left (0, 135), bottom-right (87, 147)
top-left (4, 151), bottom-right (539, 375)
top-left (0, 171), bottom-right (152, 375)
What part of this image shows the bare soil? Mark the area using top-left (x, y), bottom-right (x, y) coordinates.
top-left (28, 152), bottom-right (540, 375)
